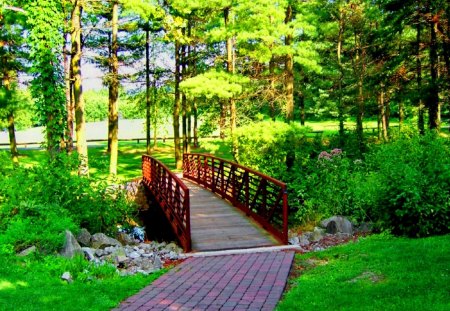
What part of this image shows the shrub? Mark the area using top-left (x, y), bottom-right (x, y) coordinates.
top-left (0, 153), bottom-right (135, 253)
top-left (235, 121), bottom-right (312, 178)
top-left (362, 133), bottom-right (450, 237)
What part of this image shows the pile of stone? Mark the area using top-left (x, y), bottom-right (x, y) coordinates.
top-left (288, 216), bottom-right (372, 252)
top-left (60, 229), bottom-right (183, 276)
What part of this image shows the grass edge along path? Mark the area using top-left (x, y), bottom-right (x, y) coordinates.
top-left (0, 253), bottom-right (167, 311)
top-left (277, 234), bottom-right (450, 311)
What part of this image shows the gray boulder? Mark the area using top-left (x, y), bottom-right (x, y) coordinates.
top-left (61, 272), bottom-right (73, 283)
top-left (60, 230), bottom-right (83, 258)
top-left (18, 246), bottom-right (36, 257)
top-left (81, 247), bottom-right (96, 261)
top-left (91, 233), bottom-right (122, 249)
top-left (321, 216), bottom-right (353, 234)
top-left (77, 228), bottom-right (92, 247)
top-left (311, 227), bottom-right (325, 242)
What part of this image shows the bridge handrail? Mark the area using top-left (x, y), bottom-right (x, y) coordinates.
top-left (142, 155), bottom-right (191, 252)
top-left (183, 153), bottom-right (288, 244)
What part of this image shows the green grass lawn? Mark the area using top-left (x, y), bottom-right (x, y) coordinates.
top-left (7, 138), bottom-right (232, 181)
top-left (277, 234), bottom-right (450, 311)
top-left (0, 254), bottom-right (166, 311)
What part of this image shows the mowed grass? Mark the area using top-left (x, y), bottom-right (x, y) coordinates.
top-left (9, 138), bottom-right (232, 181)
top-left (277, 234), bottom-right (450, 311)
top-left (0, 254), bottom-right (166, 311)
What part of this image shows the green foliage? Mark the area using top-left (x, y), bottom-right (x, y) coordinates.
top-left (360, 133), bottom-right (450, 237)
top-left (0, 153), bottom-right (135, 253)
top-left (290, 133), bottom-right (450, 237)
top-left (235, 121), bottom-right (311, 178)
top-left (25, 0), bottom-right (67, 150)
top-left (181, 70), bottom-right (250, 99)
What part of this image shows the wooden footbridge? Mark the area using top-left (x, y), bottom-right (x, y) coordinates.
top-left (142, 154), bottom-right (288, 252)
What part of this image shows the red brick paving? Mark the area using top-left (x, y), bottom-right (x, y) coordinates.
top-left (113, 251), bottom-right (294, 311)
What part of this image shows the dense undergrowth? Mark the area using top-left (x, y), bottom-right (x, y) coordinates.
top-left (235, 121), bottom-right (450, 237)
top-left (0, 152), bottom-right (135, 254)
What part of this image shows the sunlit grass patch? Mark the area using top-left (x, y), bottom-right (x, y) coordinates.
top-left (277, 234), bottom-right (450, 311)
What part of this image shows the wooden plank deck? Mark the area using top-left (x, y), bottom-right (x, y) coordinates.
top-left (183, 179), bottom-right (278, 252)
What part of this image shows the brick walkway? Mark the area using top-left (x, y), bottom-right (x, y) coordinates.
top-left (114, 251), bottom-right (294, 311)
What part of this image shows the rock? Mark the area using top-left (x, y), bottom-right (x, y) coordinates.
top-left (95, 249), bottom-right (105, 257)
top-left (129, 251), bottom-right (141, 259)
top-left (77, 228), bottom-right (92, 247)
top-left (168, 251), bottom-right (179, 260)
top-left (117, 232), bottom-right (138, 246)
top-left (60, 230), bottom-right (83, 258)
top-left (166, 242), bottom-right (181, 252)
top-left (311, 227), bottom-right (325, 242)
top-left (320, 216), bottom-right (353, 234)
top-left (289, 237), bottom-right (299, 245)
top-left (81, 247), bottom-right (96, 261)
top-left (91, 233), bottom-right (122, 249)
top-left (61, 272), bottom-right (73, 283)
top-left (326, 221), bottom-right (338, 234)
top-left (116, 255), bottom-right (128, 264)
top-left (298, 235), bottom-right (310, 246)
top-left (18, 246), bottom-right (36, 257)
top-left (153, 255), bottom-right (163, 269)
top-left (356, 222), bottom-right (373, 234)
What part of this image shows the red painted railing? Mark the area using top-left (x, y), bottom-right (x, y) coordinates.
top-left (183, 153), bottom-right (288, 244)
top-left (142, 155), bottom-right (191, 252)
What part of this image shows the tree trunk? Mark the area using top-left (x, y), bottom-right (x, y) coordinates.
top-left (299, 92), bottom-right (305, 126)
top-left (64, 18), bottom-right (73, 152)
top-left (428, 8), bottom-right (440, 130)
top-left (379, 86), bottom-right (388, 141)
top-left (145, 25), bottom-right (151, 154)
top-left (181, 31), bottom-right (188, 154)
top-left (174, 41), bottom-right (182, 169)
top-left (337, 10), bottom-right (345, 144)
top-left (7, 111), bottom-right (19, 165)
top-left (416, 21), bottom-right (425, 135)
top-left (71, 1), bottom-right (88, 176)
top-left (152, 78), bottom-right (158, 148)
top-left (193, 102), bottom-right (198, 148)
top-left (269, 56), bottom-right (276, 121)
top-left (109, 1), bottom-right (119, 176)
top-left (225, 8), bottom-right (237, 160)
top-left (284, 4), bottom-right (294, 122)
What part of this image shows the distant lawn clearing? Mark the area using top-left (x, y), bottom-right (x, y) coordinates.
top-left (277, 234), bottom-right (450, 311)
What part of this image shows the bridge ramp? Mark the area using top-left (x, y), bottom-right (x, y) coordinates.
top-left (184, 180), bottom-right (278, 252)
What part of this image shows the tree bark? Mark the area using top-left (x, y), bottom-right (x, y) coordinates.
top-left (145, 24), bottom-right (151, 154)
top-left (7, 111), bottom-right (19, 165)
top-left (181, 30), bottom-right (188, 154)
top-left (174, 41), bottom-right (182, 169)
top-left (225, 7), bottom-right (237, 160)
top-left (299, 91), bottom-right (305, 126)
top-left (284, 4), bottom-right (294, 122)
top-left (379, 85), bottom-right (388, 141)
top-left (64, 17), bottom-right (73, 152)
top-left (109, 1), bottom-right (119, 176)
top-left (416, 21), bottom-right (425, 134)
top-left (428, 5), bottom-right (440, 130)
top-left (71, 0), bottom-right (88, 175)
top-left (337, 9), bottom-right (345, 144)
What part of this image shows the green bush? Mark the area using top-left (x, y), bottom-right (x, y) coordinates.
top-left (235, 121), bottom-right (312, 178)
top-left (0, 153), bottom-right (135, 253)
top-left (361, 133), bottom-right (450, 237)
top-left (290, 133), bottom-right (449, 237)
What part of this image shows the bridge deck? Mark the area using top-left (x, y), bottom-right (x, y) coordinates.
top-left (184, 179), bottom-right (278, 252)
